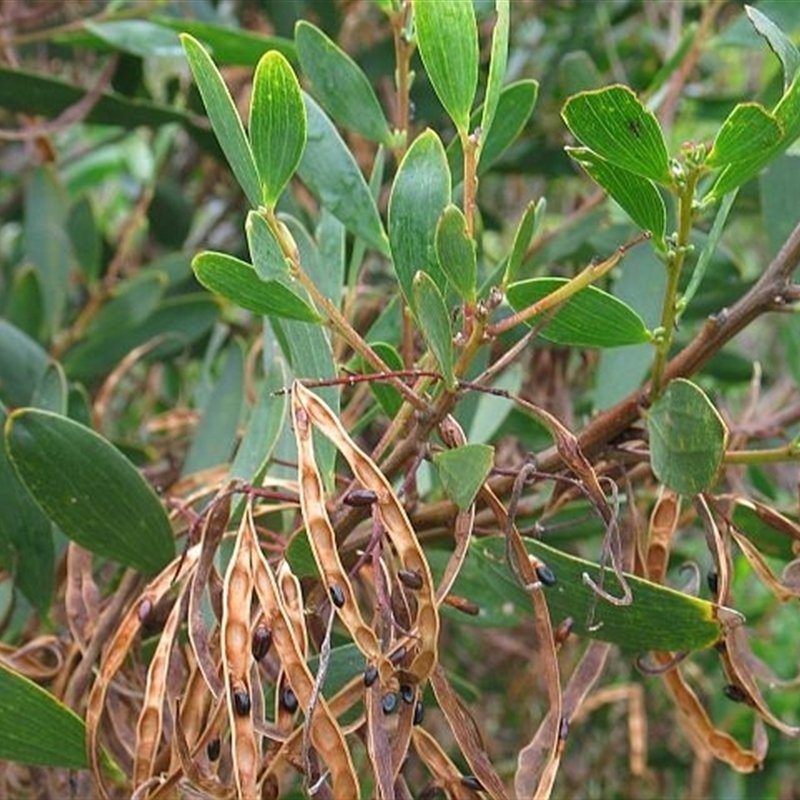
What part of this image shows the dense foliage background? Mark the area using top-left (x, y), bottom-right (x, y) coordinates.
top-left (2, 1), bottom-right (800, 798)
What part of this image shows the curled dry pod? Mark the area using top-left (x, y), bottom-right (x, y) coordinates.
top-left (281, 685), bottom-right (299, 713)
top-left (252, 623), bottom-right (272, 661)
top-left (364, 664), bottom-right (379, 688)
top-left (233, 688), bottom-right (251, 717)
top-left (342, 488), bottom-right (377, 507)
top-left (381, 692), bottom-right (399, 715)
top-left (206, 736), bottom-right (221, 762)
top-left (398, 568), bottom-right (423, 591)
top-left (329, 583), bottom-right (346, 609)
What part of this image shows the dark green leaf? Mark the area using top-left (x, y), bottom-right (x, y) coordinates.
top-left (479, 0), bottom-right (510, 145)
top-left (250, 50), bottom-right (307, 208)
top-left (85, 19), bottom-right (182, 58)
top-left (448, 536), bottom-right (725, 653)
top-left (435, 204), bottom-right (476, 302)
top-left (647, 378), bottom-right (729, 495)
top-left (413, 271), bottom-right (455, 387)
top-left (562, 85), bottom-right (671, 184)
top-left (296, 21), bottom-right (391, 145)
top-left (362, 342), bottom-right (404, 418)
top-left (433, 444), bottom-right (494, 510)
top-left (180, 33), bottom-right (261, 208)
top-left (0, 320), bottom-right (49, 407)
top-left (706, 103), bottom-right (783, 169)
top-left (67, 195), bottom-right (101, 284)
top-left (389, 129), bottom-right (451, 306)
top-left (0, 662), bottom-right (87, 768)
top-left (413, 0), bottom-right (479, 132)
top-left (503, 198), bottom-right (545, 287)
top-left (506, 278), bottom-right (651, 347)
top-left (192, 251), bottom-right (320, 322)
top-left (746, 5), bottom-right (800, 90)
top-left (298, 94), bottom-right (389, 256)
top-left (5, 409), bottom-right (175, 574)
top-left (245, 211), bottom-right (291, 281)
top-left (84, 272), bottom-right (166, 339)
top-left (566, 146), bottom-right (666, 249)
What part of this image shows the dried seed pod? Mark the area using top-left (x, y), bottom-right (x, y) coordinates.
top-left (281, 685), bottom-right (299, 713)
top-left (399, 684), bottom-right (415, 705)
top-left (553, 616), bottom-right (575, 647)
top-left (233, 688), bottom-right (251, 717)
top-left (329, 584), bottom-right (346, 609)
top-left (723, 683), bottom-right (748, 704)
top-left (398, 568), bottom-right (423, 591)
top-left (251, 623), bottom-right (272, 661)
top-left (442, 594), bottom-right (480, 616)
top-left (413, 699), bottom-right (424, 726)
top-left (381, 692), bottom-right (399, 715)
top-left (342, 488), bottom-right (377, 507)
top-left (206, 736), bottom-right (221, 762)
top-left (461, 775), bottom-right (483, 790)
top-left (363, 665), bottom-right (379, 688)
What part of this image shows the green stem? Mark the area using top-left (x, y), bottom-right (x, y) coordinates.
top-left (724, 444), bottom-right (800, 465)
top-left (650, 171), bottom-right (699, 399)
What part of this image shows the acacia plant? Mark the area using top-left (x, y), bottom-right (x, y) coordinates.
top-left (1, 1), bottom-right (800, 798)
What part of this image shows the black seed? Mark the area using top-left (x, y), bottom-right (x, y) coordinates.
top-left (206, 736), bottom-right (221, 762)
top-left (233, 688), bottom-right (251, 717)
top-left (330, 584), bottom-right (346, 608)
top-left (281, 686), bottom-right (299, 713)
top-left (707, 570), bottom-right (719, 595)
top-left (536, 563), bottom-right (557, 587)
top-left (723, 683), bottom-right (748, 704)
top-left (460, 775), bottom-right (483, 790)
top-left (343, 488), bottom-right (377, 507)
top-left (399, 684), bottom-right (415, 705)
top-left (251, 624), bottom-right (272, 661)
top-left (389, 646), bottom-right (407, 665)
top-left (398, 568), bottom-right (423, 591)
top-left (137, 598), bottom-right (153, 623)
top-left (413, 699), bottom-right (424, 726)
top-left (381, 692), bottom-right (398, 715)
top-left (363, 665), bottom-right (379, 688)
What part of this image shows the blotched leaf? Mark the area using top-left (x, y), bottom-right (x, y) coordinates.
top-left (389, 129), bottom-right (451, 305)
top-left (250, 50), bottom-right (306, 208)
top-left (443, 536), bottom-right (726, 652)
top-left (413, 0), bottom-right (479, 132)
top-left (413, 271), bottom-right (455, 387)
top-left (0, 662), bottom-right (87, 768)
top-left (506, 278), bottom-right (651, 347)
top-left (566, 146), bottom-right (666, 249)
top-left (192, 251), bottom-right (320, 322)
top-left (298, 94), bottom-right (389, 256)
top-left (180, 34), bottom-right (261, 208)
top-left (648, 378), bottom-right (729, 495)
top-left (435, 204), bottom-right (476, 302)
top-left (480, 0), bottom-right (510, 145)
top-left (706, 103), bottom-right (783, 169)
top-left (5, 409), bottom-right (175, 574)
top-left (433, 444), bottom-right (494, 510)
top-left (562, 85), bottom-right (671, 185)
top-left (296, 21), bottom-right (391, 145)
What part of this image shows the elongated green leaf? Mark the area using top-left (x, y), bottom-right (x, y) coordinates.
top-left (445, 536), bottom-right (726, 653)
top-left (435, 204), bottom-right (476, 302)
top-left (0, 320), bottom-right (48, 407)
top-left (62, 296), bottom-right (219, 381)
top-left (182, 341), bottom-right (245, 477)
top-left (0, 662), bottom-right (87, 768)
top-left (562, 85), bottom-right (671, 185)
top-left (296, 21), bottom-right (391, 145)
top-left (85, 19), bottom-right (182, 58)
top-left (504, 198), bottom-right (545, 287)
top-left (180, 34), bottom-right (260, 208)
top-left (566, 146), bottom-right (666, 249)
top-left (245, 211), bottom-right (290, 281)
top-left (5, 409), bottom-right (175, 574)
top-left (250, 50), bottom-right (306, 208)
top-left (298, 94), bottom-right (389, 256)
top-left (746, 5), bottom-right (800, 90)
top-left (362, 341), bottom-right (404, 418)
top-left (434, 444), bottom-right (494, 511)
top-left (192, 252), bottom-right (320, 322)
top-left (506, 278), bottom-right (651, 347)
top-left (480, 0), bottom-right (510, 145)
top-left (413, 270), bottom-right (455, 387)
top-left (450, 79), bottom-right (539, 183)
top-left (413, 0), bottom-right (479, 132)
top-left (389, 129), bottom-right (451, 305)
top-left (84, 272), bottom-right (166, 339)
top-left (647, 379), bottom-right (729, 495)
top-left (706, 103), bottom-right (783, 169)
